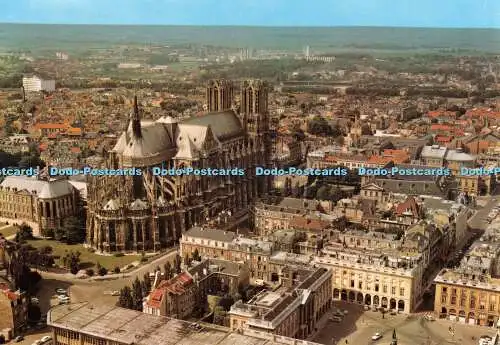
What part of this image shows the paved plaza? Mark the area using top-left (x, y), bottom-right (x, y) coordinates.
top-left (312, 301), bottom-right (496, 345)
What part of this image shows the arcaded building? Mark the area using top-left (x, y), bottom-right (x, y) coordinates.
top-left (86, 80), bottom-right (273, 253)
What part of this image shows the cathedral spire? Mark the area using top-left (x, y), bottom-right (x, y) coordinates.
top-left (132, 95), bottom-right (142, 139)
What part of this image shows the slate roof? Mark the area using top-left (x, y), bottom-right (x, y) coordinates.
top-left (0, 176), bottom-right (74, 199)
top-left (182, 111), bottom-right (243, 141)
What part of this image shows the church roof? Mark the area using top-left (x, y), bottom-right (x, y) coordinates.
top-left (115, 121), bottom-right (175, 159)
top-left (130, 199), bottom-right (149, 210)
top-left (103, 199), bottom-right (120, 211)
top-left (175, 136), bottom-right (199, 159)
top-left (181, 110), bottom-right (243, 140)
top-left (0, 176), bottom-right (74, 199)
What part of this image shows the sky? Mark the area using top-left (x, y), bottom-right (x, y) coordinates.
top-left (1, 0), bottom-right (499, 28)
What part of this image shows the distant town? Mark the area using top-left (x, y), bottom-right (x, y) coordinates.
top-left (0, 24), bottom-right (499, 345)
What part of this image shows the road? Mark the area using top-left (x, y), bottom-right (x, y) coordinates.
top-left (468, 197), bottom-right (499, 230)
top-left (34, 249), bottom-right (179, 315)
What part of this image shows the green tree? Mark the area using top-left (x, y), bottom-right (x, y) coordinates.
top-left (118, 286), bottom-right (134, 309)
top-left (213, 306), bottom-right (227, 326)
top-left (316, 185), bottom-right (330, 200)
top-left (163, 262), bottom-right (173, 280)
top-left (28, 304), bottom-right (41, 321)
top-left (192, 249), bottom-right (201, 262)
top-left (16, 223), bottom-right (33, 241)
top-left (62, 216), bottom-right (84, 244)
top-left (143, 273), bottom-right (152, 293)
top-left (62, 251), bottom-right (81, 274)
top-left (132, 277), bottom-right (144, 311)
top-left (174, 254), bottom-right (182, 274)
top-left (307, 116), bottom-right (332, 136)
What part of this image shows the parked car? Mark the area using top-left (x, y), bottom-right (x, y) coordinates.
top-left (14, 336), bottom-right (24, 342)
top-left (111, 291), bottom-right (120, 296)
top-left (31, 297), bottom-right (39, 304)
top-left (424, 314), bottom-right (435, 321)
top-left (372, 333), bottom-right (382, 341)
top-left (31, 341), bottom-right (42, 345)
top-left (363, 305), bottom-right (370, 311)
top-left (55, 288), bottom-right (67, 295)
top-left (329, 316), bottom-right (342, 323)
top-left (41, 335), bottom-right (52, 343)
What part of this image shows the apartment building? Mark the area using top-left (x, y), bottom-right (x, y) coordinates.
top-left (144, 259), bottom-right (250, 319)
top-left (229, 267), bottom-right (331, 339)
top-left (22, 75), bottom-right (55, 93)
top-left (180, 227), bottom-right (274, 280)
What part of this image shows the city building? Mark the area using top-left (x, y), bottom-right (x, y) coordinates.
top-left (229, 267), bottom-right (331, 339)
top-left (180, 227), bottom-right (274, 281)
top-left (253, 197), bottom-right (329, 236)
top-left (0, 134), bottom-right (32, 154)
top-left (86, 79), bottom-right (274, 253)
top-left (143, 258), bottom-right (250, 318)
top-left (22, 75), bottom-right (55, 93)
top-left (315, 228), bottom-right (428, 314)
top-left (434, 237), bottom-right (500, 326)
top-left (47, 302), bottom-right (323, 345)
top-left (0, 277), bottom-right (28, 338)
top-left (0, 176), bottom-right (79, 236)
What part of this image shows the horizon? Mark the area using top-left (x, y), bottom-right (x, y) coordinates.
top-left (2, 0), bottom-right (499, 29)
top-left (1, 23), bottom-right (500, 30)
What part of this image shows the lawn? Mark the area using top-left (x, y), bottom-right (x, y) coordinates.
top-left (27, 239), bottom-right (142, 271)
top-left (0, 225), bottom-right (18, 238)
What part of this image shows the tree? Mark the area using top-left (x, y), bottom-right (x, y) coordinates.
top-left (213, 306), bottom-right (227, 326)
top-left (132, 277), bottom-right (144, 311)
top-left (316, 185), bottom-right (330, 200)
top-left (118, 286), bottom-right (134, 309)
top-left (307, 116), bottom-right (332, 136)
top-left (184, 253), bottom-right (191, 267)
top-left (16, 223), bottom-right (33, 241)
top-left (192, 249), bottom-right (201, 262)
top-left (217, 295), bottom-right (234, 311)
top-left (163, 262), bottom-right (173, 280)
top-left (283, 177), bottom-right (292, 196)
top-left (62, 251), bottom-right (81, 274)
top-left (96, 262), bottom-right (107, 276)
top-left (28, 304), bottom-right (41, 322)
top-left (62, 217), bottom-right (84, 244)
top-left (54, 228), bottom-right (66, 241)
top-left (174, 254), bottom-right (182, 274)
top-left (143, 273), bottom-right (152, 293)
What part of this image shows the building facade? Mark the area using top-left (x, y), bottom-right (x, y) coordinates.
top-left (22, 75), bottom-right (55, 93)
top-left (0, 278), bottom-right (28, 338)
top-left (144, 258), bottom-right (250, 318)
top-left (229, 267), bottom-right (332, 339)
top-left (0, 176), bottom-right (79, 236)
top-left (180, 227), bottom-right (274, 280)
top-left (86, 79), bottom-right (273, 253)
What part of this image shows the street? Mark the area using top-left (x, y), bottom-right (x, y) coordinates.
top-left (28, 249), bottom-right (179, 326)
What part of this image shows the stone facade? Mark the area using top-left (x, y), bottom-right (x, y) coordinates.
top-left (0, 176), bottom-right (79, 236)
top-left (86, 79), bottom-right (273, 253)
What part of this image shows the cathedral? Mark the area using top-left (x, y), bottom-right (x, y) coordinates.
top-left (86, 79), bottom-right (272, 253)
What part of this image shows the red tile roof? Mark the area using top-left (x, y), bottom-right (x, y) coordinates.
top-left (147, 272), bottom-right (193, 308)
